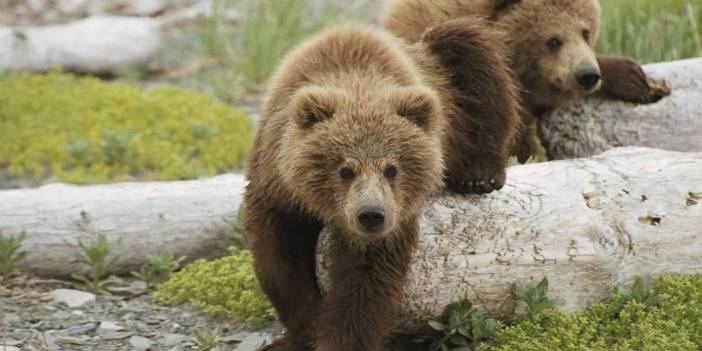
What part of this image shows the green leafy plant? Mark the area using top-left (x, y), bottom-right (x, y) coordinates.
top-left (483, 274), bottom-right (702, 350)
top-left (0, 231), bottom-right (29, 278)
top-left (624, 276), bottom-right (668, 307)
top-left (0, 71), bottom-right (252, 184)
top-left (131, 250), bottom-right (186, 289)
top-left (514, 277), bottom-right (565, 319)
top-left (193, 327), bottom-right (222, 351)
top-left (429, 299), bottom-right (498, 350)
top-left (154, 247), bottom-right (274, 326)
top-left (70, 234), bottom-right (122, 294)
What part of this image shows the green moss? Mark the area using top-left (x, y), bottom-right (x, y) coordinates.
top-left (483, 274), bottom-right (702, 351)
top-left (0, 71), bottom-right (252, 184)
top-left (154, 247), bottom-right (274, 326)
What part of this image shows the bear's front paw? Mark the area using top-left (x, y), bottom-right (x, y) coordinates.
top-left (446, 167), bottom-right (506, 195)
top-left (599, 56), bottom-right (671, 104)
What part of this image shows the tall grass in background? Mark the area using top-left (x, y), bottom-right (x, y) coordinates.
top-left (598, 0), bottom-right (702, 63)
top-left (198, 0), bottom-right (371, 92)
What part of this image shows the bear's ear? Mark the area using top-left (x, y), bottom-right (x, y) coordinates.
top-left (393, 87), bottom-right (441, 131)
top-left (290, 86), bottom-right (338, 129)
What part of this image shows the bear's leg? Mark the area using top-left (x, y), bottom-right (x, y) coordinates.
top-left (314, 225), bottom-right (418, 351)
top-left (246, 203), bottom-right (323, 351)
top-left (421, 18), bottom-right (521, 194)
top-left (597, 55), bottom-right (671, 104)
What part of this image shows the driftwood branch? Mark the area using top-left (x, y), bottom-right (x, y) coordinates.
top-left (0, 174), bottom-right (246, 277)
top-left (0, 16), bottom-right (162, 74)
top-left (318, 147), bottom-right (702, 331)
top-left (541, 58), bottom-right (702, 159)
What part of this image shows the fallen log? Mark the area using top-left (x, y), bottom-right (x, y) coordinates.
top-left (541, 58), bottom-right (702, 159)
top-left (0, 174), bottom-right (246, 277)
top-left (0, 16), bottom-right (161, 74)
top-left (318, 147), bottom-right (702, 331)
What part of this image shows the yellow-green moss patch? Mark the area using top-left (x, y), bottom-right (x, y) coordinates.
top-left (154, 248), bottom-right (274, 327)
top-left (0, 71), bottom-right (252, 184)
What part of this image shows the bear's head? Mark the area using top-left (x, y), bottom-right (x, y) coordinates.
top-left (496, 0), bottom-right (602, 108)
top-left (279, 85), bottom-right (445, 243)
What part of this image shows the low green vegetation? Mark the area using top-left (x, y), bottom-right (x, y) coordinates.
top-left (131, 250), bottom-right (185, 289)
top-left (70, 233), bottom-right (122, 294)
top-left (0, 231), bottom-right (28, 278)
top-left (193, 0), bottom-right (370, 97)
top-left (599, 0), bottom-right (702, 63)
top-left (0, 71), bottom-right (252, 184)
top-left (193, 327), bottom-right (223, 351)
top-left (429, 299), bottom-right (498, 351)
top-left (484, 275), bottom-right (701, 350)
top-left (154, 247), bottom-right (274, 326)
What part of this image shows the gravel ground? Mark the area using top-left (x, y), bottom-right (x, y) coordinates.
top-left (1, 277), bottom-right (282, 351)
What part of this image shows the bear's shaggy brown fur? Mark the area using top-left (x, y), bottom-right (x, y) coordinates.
top-left (244, 20), bottom-right (519, 351)
top-left (383, 0), bottom-right (671, 161)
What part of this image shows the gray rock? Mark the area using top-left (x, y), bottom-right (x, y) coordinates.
top-left (0, 346), bottom-right (20, 351)
top-left (157, 333), bottom-right (192, 347)
top-left (1, 338), bottom-right (23, 346)
top-left (64, 322), bottom-right (97, 335)
top-left (221, 332), bottom-right (249, 343)
top-left (236, 333), bottom-right (273, 351)
top-left (97, 321), bottom-right (124, 334)
top-left (48, 289), bottom-right (96, 308)
top-left (100, 331), bottom-right (133, 340)
top-left (130, 335), bottom-right (153, 351)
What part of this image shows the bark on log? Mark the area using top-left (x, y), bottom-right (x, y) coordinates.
top-left (317, 147), bottom-right (702, 331)
top-left (0, 16), bottom-right (161, 74)
top-left (541, 58), bottom-right (702, 160)
top-left (0, 174), bottom-right (246, 277)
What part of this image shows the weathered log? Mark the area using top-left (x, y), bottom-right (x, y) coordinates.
top-left (317, 147), bottom-right (702, 331)
top-left (541, 58), bottom-right (702, 159)
top-left (0, 174), bottom-right (246, 277)
top-left (0, 16), bottom-right (161, 74)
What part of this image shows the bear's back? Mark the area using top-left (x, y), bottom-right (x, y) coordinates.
top-left (382, 0), bottom-right (496, 42)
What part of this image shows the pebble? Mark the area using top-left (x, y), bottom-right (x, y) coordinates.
top-left (0, 347), bottom-right (20, 351)
top-left (64, 322), bottom-right (97, 335)
top-left (236, 332), bottom-right (273, 351)
top-left (100, 331), bottom-right (134, 340)
top-left (48, 289), bottom-right (96, 308)
top-left (130, 335), bottom-right (153, 351)
top-left (98, 321), bottom-right (125, 333)
top-left (158, 333), bottom-right (192, 347)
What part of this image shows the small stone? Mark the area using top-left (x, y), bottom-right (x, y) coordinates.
top-left (158, 333), bottom-right (191, 347)
top-left (54, 335), bottom-right (90, 345)
top-left (0, 346), bottom-right (19, 351)
top-left (49, 289), bottom-right (96, 308)
top-left (97, 321), bottom-right (124, 334)
top-left (1, 338), bottom-right (22, 347)
top-left (221, 332), bottom-right (249, 343)
top-left (64, 322), bottom-right (97, 335)
top-left (236, 333), bottom-right (273, 351)
top-left (130, 336), bottom-right (153, 351)
top-left (71, 310), bottom-right (85, 316)
top-left (100, 331), bottom-right (133, 340)
top-left (51, 310), bottom-right (72, 320)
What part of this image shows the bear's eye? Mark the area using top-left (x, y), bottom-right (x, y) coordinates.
top-left (384, 165), bottom-right (398, 179)
top-left (547, 37), bottom-right (563, 49)
top-left (339, 167), bottom-right (355, 181)
top-left (582, 29), bottom-right (591, 42)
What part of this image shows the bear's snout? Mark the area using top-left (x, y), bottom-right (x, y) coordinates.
top-left (357, 205), bottom-right (386, 231)
top-left (576, 68), bottom-right (601, 90)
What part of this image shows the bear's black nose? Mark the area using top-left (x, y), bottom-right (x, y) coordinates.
top-left (358, 206), bottom-right (385, 230)
top-left (576, 69), bottom-right (601, 90)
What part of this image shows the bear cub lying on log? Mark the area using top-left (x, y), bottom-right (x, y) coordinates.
top-left (244, 20), bottom-right (519, 351)
top-left (383, 0), bottom-right (672, 161)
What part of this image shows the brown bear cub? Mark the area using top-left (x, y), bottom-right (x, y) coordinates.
top-left (244, 21), bottom-right (519, 351)
top-left (383, 0), bottom-right (672, 161)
